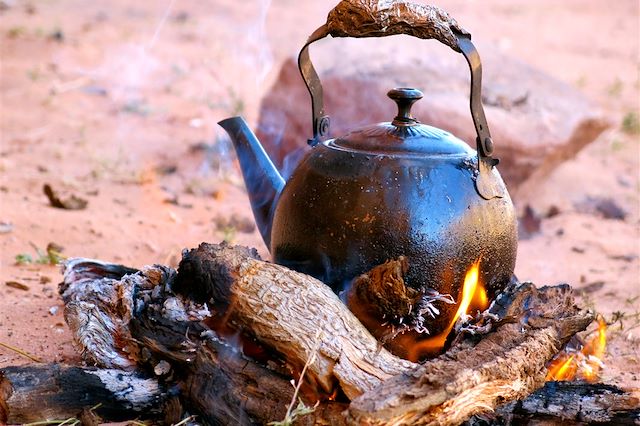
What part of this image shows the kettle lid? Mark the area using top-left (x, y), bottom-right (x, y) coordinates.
top-left (327, 88), bottom-right (473, 156)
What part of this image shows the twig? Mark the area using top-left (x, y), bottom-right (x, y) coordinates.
top-left (0, 341), bottom-right (43, 362)
top-left (23, 420), bottom-right (76, 426)
top-left (50, 77), bottom-right (91, 95)
top-left (268, 330), bottom-right (323, 426)
top-left (56, 417), bottom-right (77, 426)
top-left (172, 415), bottom-right (196, 426)
top-left (285, 329), bottom-right (322, 419)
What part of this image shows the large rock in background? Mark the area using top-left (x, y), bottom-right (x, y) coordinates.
top-left (255, 37), bottom-right (611, 194)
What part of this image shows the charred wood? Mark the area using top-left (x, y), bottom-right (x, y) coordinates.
top-left (469, 382), bottom-right (640, 425)
top-left (345, 255), bottom-right (457, 360)
top-left (61, 254), bottom-right (347, 425)
top-left (0, 364), bottom-right (167, 424)
top-left (131, 282), bottom-right (301, 425)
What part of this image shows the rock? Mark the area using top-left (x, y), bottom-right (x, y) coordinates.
top-left (575, 196), bottom-right (627, 220)
top-left (518, 205), bottom-right (542, 240)
top-left (255, 37), bottom-right (611, 191)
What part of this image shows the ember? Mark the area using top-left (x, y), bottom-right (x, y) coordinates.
top-left (407, 259), bottom-right (489, 361)
top-left (546, 316), bottom-right (607, 382)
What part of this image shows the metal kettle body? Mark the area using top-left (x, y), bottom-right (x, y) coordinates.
top-left (270, 118), bottom-right (517, 335)
top-left (271, 127), bottom-right (517, 289)
top-left (219, 1), bottom-right (518, 336)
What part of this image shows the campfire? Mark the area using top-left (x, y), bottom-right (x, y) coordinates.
top-left (1, 244), bottom-right (638, 425)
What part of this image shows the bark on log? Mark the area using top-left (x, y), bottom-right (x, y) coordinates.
top-left (0, 364), bottom-right (167, 424)
top-left (59, 258), bottom-right (146, 370)
top-left (173, 242), bottom-right (416, 400)
top-left (347, 283), bottom-right (595, 425)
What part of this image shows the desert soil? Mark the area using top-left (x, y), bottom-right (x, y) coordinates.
top-left (1, 0), bottom-right (639, 395)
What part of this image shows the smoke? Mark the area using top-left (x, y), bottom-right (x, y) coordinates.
top-left (113, 0), bottom-right (174, 162)
top-left (208, 0), bottom-right (274, 112)
top-left (204, 0), bottom-right (276, 183)
top-left (108, 0), bottom-right (175, 102)
top-left (42, 0), bottom-right (181, 175)
top-left (237, 0), bottom-right (274, 87)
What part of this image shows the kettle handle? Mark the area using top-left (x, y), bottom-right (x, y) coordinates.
top-left (297, 0), bottom-right (502, 199)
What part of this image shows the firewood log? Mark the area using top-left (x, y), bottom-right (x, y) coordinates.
top-left (59, 255), bottom-right (348, 425)
top-left (473, 381), bottom-right (640, 425)
top-left (173, 242), bottom-right (416, 400)
top-left (0, 364), bottom-right (167, 424)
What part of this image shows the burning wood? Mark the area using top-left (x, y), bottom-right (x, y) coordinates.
top-left (172, 243), bottom-right (416, 400)
top-left (1, 243), bottom-right (637, 425)
top-left (546, 316), bottom-right (608, 382)
top-left (346, 257), bottom-right (490, 361)
top-left (346, 282), bottom-right (595, 424)
top-left (405, 259), bottom-right (489, 360)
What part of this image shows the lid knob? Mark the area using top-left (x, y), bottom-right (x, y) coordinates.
top-left (388, 88), bottom-right (423, 127)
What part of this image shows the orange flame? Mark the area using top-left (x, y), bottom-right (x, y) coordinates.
top-left (546, 354), bottom-right (578, 381)
top-left (546, 316), bottom-right (607, 382)
top-left (407, 260), bottom-right (488, 360)
top-left (327, 388), bottom-right (339, 401)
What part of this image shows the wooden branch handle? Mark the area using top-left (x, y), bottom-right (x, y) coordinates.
top-left (326, 0), bottom-right (469, 51)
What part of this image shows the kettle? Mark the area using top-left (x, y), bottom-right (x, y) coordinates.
top-left (219, 0), bottom-right (517, 335)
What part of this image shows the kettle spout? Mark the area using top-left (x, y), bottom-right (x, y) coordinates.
top-left (218, 116), bottom-right (285, 249)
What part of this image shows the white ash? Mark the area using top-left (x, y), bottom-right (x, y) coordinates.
top-left (88, 369), bottom-right (163, 409)
top-left (411, 288), bottom-right (455, 334)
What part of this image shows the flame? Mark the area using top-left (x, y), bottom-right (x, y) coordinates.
top-left (327, 388), bottom-right (339, 401)
top-left (545, 316), bottom-right (607, 382)
top-left (452, 260), bottom-right (483, 324)
top-left (546, 354), bottom-right (577, 381)
top-left (407, 259), bottom-right (488, 361)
